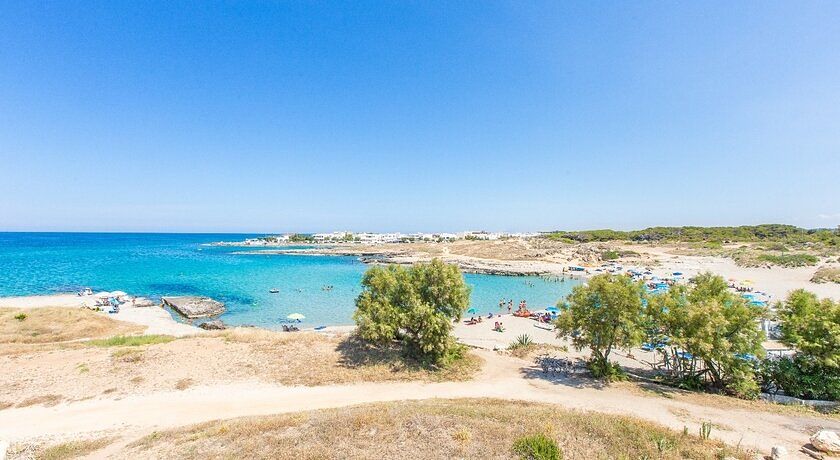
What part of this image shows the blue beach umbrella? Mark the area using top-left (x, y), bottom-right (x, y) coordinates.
top-left (546, 306), bottom-right (559, 313)
top-left (467, 307), bottom-right (478, 314)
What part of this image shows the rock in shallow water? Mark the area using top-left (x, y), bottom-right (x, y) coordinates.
top-left (162, 296), bottom-right (225, 318)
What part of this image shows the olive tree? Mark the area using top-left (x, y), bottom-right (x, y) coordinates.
top-left (555, 274), bottom-right (646, 379)
top-left (353, 259), bottom-right (471, 365)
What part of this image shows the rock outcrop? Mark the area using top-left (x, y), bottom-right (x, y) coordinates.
top-left (811, 430), bottom-right (840, 454)
top-left (199, 319), bottom-right (227, 330)
top-left (162, 296), bottom-right (225, 318)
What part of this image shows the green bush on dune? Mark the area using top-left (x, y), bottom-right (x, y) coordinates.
top-left (512, 434), bottom-right (562, 460)
top-left (756, 253), bottom-right (818, 267)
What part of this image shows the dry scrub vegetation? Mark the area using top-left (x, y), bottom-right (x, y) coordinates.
top-left (0, 307), bottom-right (143, 344)
top-left (214, 328), bottom-right (482, 385)
top-left (812, 266), bottom-right (840, 284)
top-left (24, 437), bottom-right (114, 460)
top-left (120, 399), bottom-right (750, 460)
top-left (0, 315), bottom-right (481, 408)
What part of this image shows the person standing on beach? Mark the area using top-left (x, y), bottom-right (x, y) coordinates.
top-left (507, 300), bottom-right (512, 314)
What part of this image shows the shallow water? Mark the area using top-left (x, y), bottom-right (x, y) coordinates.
top-left (0, 233), bottom-right (581, 328)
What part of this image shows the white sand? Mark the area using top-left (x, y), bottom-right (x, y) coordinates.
top-left (633, 248), bottom-right (840, 301)
top-left (0, 293), bottom-right (201, 337)
top-left (453, 314), bottom-right (563, 349)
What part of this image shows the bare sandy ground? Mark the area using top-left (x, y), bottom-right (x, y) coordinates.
top-left (0, 293), bottom-right (200, 337)
top-left (2, 349), bottom-right (837, 459)
top-left (628, 246), bottom-right (840, 300)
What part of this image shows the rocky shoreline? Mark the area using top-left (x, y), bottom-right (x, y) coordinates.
top-left (232, 247), bottom-right (573, 276)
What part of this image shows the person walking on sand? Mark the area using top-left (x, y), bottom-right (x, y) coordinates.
top-left (507, 300), bottom-right (512, 314)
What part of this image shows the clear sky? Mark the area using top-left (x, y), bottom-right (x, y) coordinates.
top-left (1, 1), bottom-right (838, 233)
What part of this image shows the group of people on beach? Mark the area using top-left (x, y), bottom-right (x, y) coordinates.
top-left (498, 298), bottom-right (530, 316)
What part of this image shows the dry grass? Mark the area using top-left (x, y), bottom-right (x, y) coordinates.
top-left (88, 334), bottom-right (174, 347)
top-left (111, 347), bottom-right (144, 363)
top-left (123, 399), bottom-right (751, 460)
top-left (36, 437), bottom-right (114, 460)
top-left (326, 239), bottom-right (562, 261)
top-left (0, 307), bottom-right (143, 344)
top-left (812, 266), bottom-right (840, 284)
top-left (16, 394), bottom-right (63, 408)
top-left (217, 328), bottom-right (482, 385)
top-left (624, 381), bottom-right (840, 420)
top-left (1, 329), bottom-right (482, 406)
top-left (175, 378), bottom-right (194, 390)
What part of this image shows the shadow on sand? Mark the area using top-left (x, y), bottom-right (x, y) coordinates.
top-left (519, 363), bottom-right (610, 390)
top-left (335, 334), bottom-right (431, 373)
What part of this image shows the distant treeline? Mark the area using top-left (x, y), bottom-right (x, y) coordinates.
top-left (544, 224), bottom-right (840, 245)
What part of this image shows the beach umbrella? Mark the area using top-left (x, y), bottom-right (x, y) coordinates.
top-left (546, 306), bottom-right (559, 313)
top-left (466, 307), bottom-right (478, 314)
top-left (287, 313), bottom-right (305, 321)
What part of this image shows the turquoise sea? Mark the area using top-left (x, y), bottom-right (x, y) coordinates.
top-left (0, 233), bottom-right (581, 328)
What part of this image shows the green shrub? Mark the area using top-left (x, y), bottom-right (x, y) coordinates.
top-left (601, 250), bottom-right (620, 261)
top-left (762, 242), bottom-right (788, 251)
top-left (757, 253), bottom-right (818, 267)
top-left (88, 335), bottom-right (175, 347)
top-left (587, 358), bottom-right (627, 382)
top-left (508, 334), bottom-right (534, 350)
top-left (14, 313), bottom-right (27, 321)
top-left (759, 355), bottom-right (840, 401)
top-left (512, 433), bottom-right (562, 460)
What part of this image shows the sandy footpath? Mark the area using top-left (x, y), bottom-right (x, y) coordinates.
top-left (0, 293), bottom-right (200, 337)
top-left (1, 350), bottom-right (837, 458)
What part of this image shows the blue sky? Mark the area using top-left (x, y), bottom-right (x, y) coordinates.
top-left (1, 1), bottom-right (838, 233)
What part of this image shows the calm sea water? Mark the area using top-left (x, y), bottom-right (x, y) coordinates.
top-left (0, 233), bottom-right (581, 328)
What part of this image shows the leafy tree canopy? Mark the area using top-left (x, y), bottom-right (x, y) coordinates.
top-left (545, 224), bottom-right (839, 245)
top-left (353, 259), bottom-right (471, 365)
top-left (555, 274), bottom-right (646, 378)
top-left (646, 273), bottom-right (766, 397)
top-left (777, 289), bottom-right (840, 368)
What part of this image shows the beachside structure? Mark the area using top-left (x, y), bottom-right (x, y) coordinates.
top-left (226, 231), bottom-right (542, 246)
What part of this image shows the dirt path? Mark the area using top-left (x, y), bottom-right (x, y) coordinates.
top-left (2, 350), bottom-right (837, 459)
